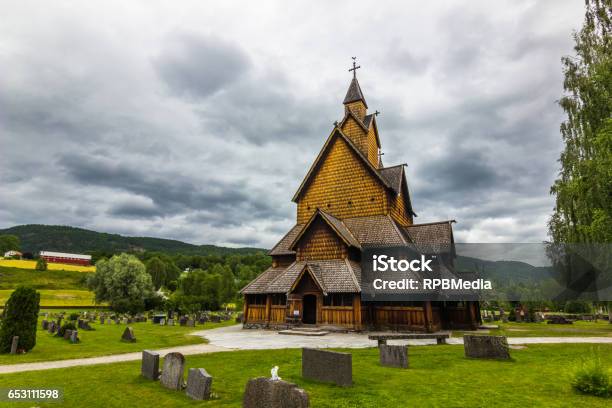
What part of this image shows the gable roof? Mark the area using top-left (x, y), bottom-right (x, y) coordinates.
top-left (402, 220), bottom-right (456, 256)
top-left (343, 77), bottom-right (368, 108)
top-left (288, 209), bottom-right (361, 250)
top-left (241, 259), bottom-right (362, 294)
top-left (268, 224), bottom-right (304, 256)
top-left (292, 127), bottom-right (393, 202)
top-left (379, 164), bottom-right (405, 195)
top-left (339, 110), bottom-right (381, 149)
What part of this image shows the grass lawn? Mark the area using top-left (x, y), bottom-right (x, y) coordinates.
top-left (0, 266), bottom-right (89, 290)
top-left (0, 289), bottom-right (100, 307)
top-left (0, 344), bottom-right (610, 407)
top-left (0, 320), bottom-right (237, 365)
top-left (455, 320), bottom-right (612, 337)
top-left (0, 259), bottom-right (95, 272)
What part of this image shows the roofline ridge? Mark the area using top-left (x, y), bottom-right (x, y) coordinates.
top-left (344, 258), bottom-right (361, 292)
top-left (405, 219), bottom-right (457, 228)
top-left (387, 215), bottom-right (409, 245)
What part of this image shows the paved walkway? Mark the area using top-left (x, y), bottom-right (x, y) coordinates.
top-left (1, 324), bottom-right (611, 374)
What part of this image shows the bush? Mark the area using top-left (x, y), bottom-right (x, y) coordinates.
top-left (35, 258), bottom-right (48, 271)
top-left (68, 313), bottom-right (80, 321)
top-left (0, 286), bottom-right (40, 353)
top-left (565, 301), bottom-right (593, 314)
top-left (58, 322), bottom-right (76, 337)
top-left (571, 355), bottom-right (612, 397)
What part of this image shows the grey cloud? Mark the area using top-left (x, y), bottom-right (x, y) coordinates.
top-left (154, 33), bottom-right (251, 99)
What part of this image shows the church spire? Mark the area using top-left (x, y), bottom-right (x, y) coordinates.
top-left (343, 57), bottom-right (368, 119)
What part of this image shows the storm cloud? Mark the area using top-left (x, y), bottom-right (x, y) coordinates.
top-left (0, 1), bottom-right (584, 247)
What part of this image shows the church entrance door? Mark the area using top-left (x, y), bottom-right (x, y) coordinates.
top-left (302, 295), bottom-right (317, 324)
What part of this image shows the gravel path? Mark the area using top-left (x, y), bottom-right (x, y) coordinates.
top-left (1, 324), bottom-right (611, 374)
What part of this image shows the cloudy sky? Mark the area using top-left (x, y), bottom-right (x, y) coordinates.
top-left (0, 1), bottom-right (585, 247)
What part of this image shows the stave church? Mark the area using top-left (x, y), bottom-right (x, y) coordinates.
top-left (240, 64), bottom-right (480, 332)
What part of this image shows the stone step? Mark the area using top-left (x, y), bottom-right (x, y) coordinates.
top-left (288, 327), bottom-right (326, 333)
top-left (278, 329), bottom-right (330, 336)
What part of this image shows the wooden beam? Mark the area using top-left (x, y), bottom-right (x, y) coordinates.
top-left (424, 301), bottom-right (434, 333)
top-left (265, 294), bottom-right (272, 325)
top-left (353, 294), bottom-right (362, 330)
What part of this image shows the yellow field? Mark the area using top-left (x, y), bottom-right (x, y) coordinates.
top-left (0, 259), bottom-right (95, 272)
top-left (0, 289), bottom-right (103, 307)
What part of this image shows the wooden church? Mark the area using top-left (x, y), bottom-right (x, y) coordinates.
top-left (241, 64), bottom-right (480, 332)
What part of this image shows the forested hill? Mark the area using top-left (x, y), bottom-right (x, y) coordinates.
top-left (0, 224), bottom-right (266, 256)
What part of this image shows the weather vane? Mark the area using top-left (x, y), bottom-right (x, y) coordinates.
top-left (348, 57), bottom-right (361, 78)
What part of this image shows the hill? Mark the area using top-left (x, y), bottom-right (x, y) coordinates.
top-left (0, 224), bottom-right (266, 256)
top-left (456, 255), bottom-right (555, 283)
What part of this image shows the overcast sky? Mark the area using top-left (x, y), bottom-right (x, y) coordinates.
top-left (0, 1), bottom-right (585, 248)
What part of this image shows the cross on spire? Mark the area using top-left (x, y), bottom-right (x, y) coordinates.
top-left (348, 57), bottom-right (361, 78)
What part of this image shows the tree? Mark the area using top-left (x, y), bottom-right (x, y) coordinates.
top-left (35, 258), bottom-right (47, 271)
top-left (0, 234), bottom-right (20, 254)
top-left (87, 253), bottom-right (154, 313)
top-left (145, 257), bottom-right (167, 290)
top-left (0, 286), bottom-right (40, 353)
top-left (549, 1), bottom-right (612, 245)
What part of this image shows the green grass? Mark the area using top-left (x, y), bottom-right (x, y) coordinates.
top-left (0, 319), bottom-right (237, 365)
top-left (0, 266), bottom-right (89, 290)
top-left (0, 289), bottom-right (100, 307)
top-left (0, 344), bottom-right (611, 407)
top-left (456, 321), bottom-right (612, 337)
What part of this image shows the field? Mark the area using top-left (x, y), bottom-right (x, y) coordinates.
top-left (0, 266), bottom-right (88, 290)
top-left (457, 320), bottom-right (612, 337)
top-left (0, 319), bottom-right (236, 365)
top-left (0, 289), bottom-right (100, 307)
top-left (0, 344), bottom-right (610, 407)
top-left (0, 259), bottom-right (95, 272)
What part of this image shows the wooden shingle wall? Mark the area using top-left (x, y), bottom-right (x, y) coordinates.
top-left (297, 136), bottom-right (387, 224)
top-left (295, 218), bottom-right (348, 261)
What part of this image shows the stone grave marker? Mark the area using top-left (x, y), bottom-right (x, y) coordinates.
top-left (63, 329), bottom-right (73, 340)
top-left (160, 318), bottom-right (166, 326)
top-left (464, 335), bottom-right (510, 360)
top-left (302, 348), bottom-right (352, 386)
top-left (185, 368), bottom-right (212, 400)
top-left (243, 377), bottom-right (309, 408)
top-left (160, 352), bottom-right (185, 390)
top-left (121, 327), bottom-right (136, 342)
top-left (187, 319), bottom-right (195, 327)
top-left (42, 320), bottom-right (49, 330)
top-left (167, 318), bottom-right (174, 326)
top-left (210, 315), bottom-right (221, 323)
top-left (141, 350), bottom-right (160, 380)
top-left (100, 317), bottom-right (105, 325)
top-left (179, 316), bottom-right (187, 326)
top-left (379, 345), bottom-right (408, 368)
top-left (10, 336), bottom-right (19, 354)
top-left (48, 321), bottom-right (56, 334)
top-left (70, 330), bottom-right (79, 343)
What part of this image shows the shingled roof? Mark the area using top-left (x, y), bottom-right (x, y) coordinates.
top-left (343, 77), bottom-right (368, 108)
top-left (378, 165), bottom-right (404, 195)
top-left (287, 210), bottom-right (361, 249)
top-left (241, 259), bottom-right (361, 294)
top-left (268, 224), bottom-right (304, 256)
top-left (402, 220), bottom-right (456, 255)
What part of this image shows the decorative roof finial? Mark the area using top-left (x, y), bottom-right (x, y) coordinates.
top-left (348, 57), bottom-right (361, 79)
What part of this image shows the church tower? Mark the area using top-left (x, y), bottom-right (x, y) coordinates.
top-left (240, 60), bottom-right (475, 333)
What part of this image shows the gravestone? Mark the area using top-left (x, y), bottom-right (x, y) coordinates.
top-left (179, 316), bottom-right (187, 326)
top-left (187, 319), bottom-right (195, 327)
top-left (185, 368), bottom-right (212, 400)
top-left (167, 319), bottom-right (174, 326)
top-left (121, 327), bottom-right (136, 342)
top-left (63, 329), bottom-right (73, 340)
top-left (210, 315), bottom-right (221, 323)
top-left (302, 348), bottom-right (352, 386)
top-left (235, 312), bottom-right (244, 323)
top-left (42, 320), bottom-right (49, 330)
top-left (243, 377), bottom-right (309, 408)
top-left (122, 318), bottom-right (128, 324)
top-left (198, 316), bottom-right (207, 324)
top-left (547, 315), bottom-right (573, 324)
top-left (100, 317), bottom-right (105, 325)
top-left (70, 330), bottom-right (79, 343)
top-left (464, 335), bottom-right (510, 360)
top-left (141, 350), bottom-right (160, 380)
top-left (10, 336), bottom-right (19, 354)
top-left (160, 318), bottom-right (166, 326)
top-left (48, 321), bottom-right (56, 334)
top-left (160, 352), bottom-right (185, 390)
top-left (379, 345), bottom-right (409, 368)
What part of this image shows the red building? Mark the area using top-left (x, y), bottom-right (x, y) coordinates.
top-left (39, 251), bottom-right (92, 266)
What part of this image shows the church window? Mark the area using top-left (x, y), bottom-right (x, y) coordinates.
top-left (323, 293), bottom-right (353, 306)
